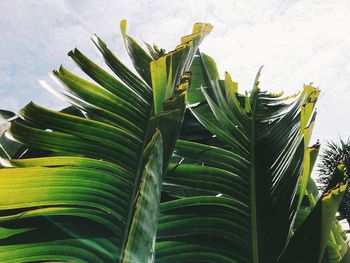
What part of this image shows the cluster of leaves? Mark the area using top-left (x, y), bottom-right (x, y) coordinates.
top-left (0, 20), bottom-right (349, 263)
top-left (318, 138), bottom-right (350, 222)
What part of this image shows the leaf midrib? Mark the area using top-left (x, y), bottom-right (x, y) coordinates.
top-left (119, 96), bottom-right (154, 262)
top-left (250, 89), bottom-right (259, 263)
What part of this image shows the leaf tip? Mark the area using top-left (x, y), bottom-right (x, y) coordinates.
top-left (120, 19), bottom-right (127, 37)
top-left (192, 23), bottom-right (214, 35)
top-left (68, 48), bottom-right (78, 58)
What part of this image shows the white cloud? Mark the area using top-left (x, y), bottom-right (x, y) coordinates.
top-left (0, 0), bottom-right (349, 145)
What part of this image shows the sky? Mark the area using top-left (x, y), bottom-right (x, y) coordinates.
top-left (0, 0), bottom-right (349, 147)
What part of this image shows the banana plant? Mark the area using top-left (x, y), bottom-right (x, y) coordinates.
top-left (0, 21), bottom-right (212, 262)
top-left (0, 20), bottom-right (348, 263)
top-left (286, 172), bottom-right (350, 263)
top-left (281, 149), bottom-right (350, 263)
top-left (155, 51), bottom-right (349, 263)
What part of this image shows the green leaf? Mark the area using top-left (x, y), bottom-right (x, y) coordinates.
top-left (0, 109), bottom-right (15, 123)
top-left (159, 52), bottom-right (321, 263)
top-left (120, 20), bottom-right (153, 86)
top-left (0, 20), bottom-right (211, 262)
top-left (151, 23), bottom-right (213, 114)
top-left (297, 145), bottom-right (320, 207)
top-left (122, 130), bottom-right (163, 262)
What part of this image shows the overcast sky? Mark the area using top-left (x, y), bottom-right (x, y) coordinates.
top-left (0, 0), bottom-right (349, 145)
